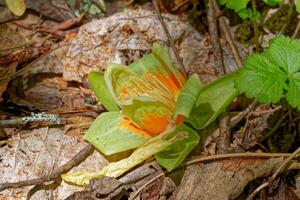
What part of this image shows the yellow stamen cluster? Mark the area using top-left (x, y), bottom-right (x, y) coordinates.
top-left (119, 73), bottom-right (175, 109)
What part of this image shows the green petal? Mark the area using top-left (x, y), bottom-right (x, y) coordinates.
top-left (122, 96), bottom-right (173, 136)
top-left (174, 74), bottom-right (204, 118)
top-left (188, 72), bottom-right (239, 129)
top-left (62, 125), bottom-right (184, 185)
top-left (129, 43), bottom-right (184, 86)
top-left (88, 72), bottom-right (120, 111)
top-left (104, 63), bottom-right (137, 104)
top-left (155, 123), bottom-right (200, 172)
top-left (84, 112), bottom-right (150, 155)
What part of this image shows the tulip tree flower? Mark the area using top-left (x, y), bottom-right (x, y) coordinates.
top-left (62, 44), bottom-right (204, 185)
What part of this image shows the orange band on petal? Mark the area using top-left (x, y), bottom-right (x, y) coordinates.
top-left (178, 72), bottom-right (186, 85)
top-left (175, 114), bottom-right (185, 125)
top-left (141, 113), bottom-right (169, 137)
top-left (156, 74), bottom-right (181, 95)
top-left (118, 118), bottom-right (150, 137)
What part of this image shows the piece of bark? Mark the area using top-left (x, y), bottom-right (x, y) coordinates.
top-left (176, 157), bottom-right (284, 200)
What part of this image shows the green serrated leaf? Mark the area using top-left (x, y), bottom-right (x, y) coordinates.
top-left (238, 8), bottom-right (260, 20)
top-left (287, 73), bottom-right (300, 108)
top-left (218, 0), bottom-right (249, 12)
top-left (296, 0), bottom-right (300, 13)
top-left (235, 35), bottom-right (300, 109)
top-left (84, 112), bottom-right (150, 155)
top-left (155, 123), bottom-right (199, 172)
top-left (188, 73), bottom-right (239, 129)
top-left (174, 74), bottom-right (204, 118)
top-left (263, 0), bottom-right (283, 6)
top-left (88, 72), bottom-right (120, 111)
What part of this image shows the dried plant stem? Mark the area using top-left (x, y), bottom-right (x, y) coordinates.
top-left (279, 2), bottom-right (294, 35)
top-left (0, 112), bottom-right (61, 126)
top-left (152, 0), bottom-right (187, 77)
top-left (0, 144), bottom-right (93, 192)
top-left (251, 0), bottom-right (260, 51)
top-left (259, 112), bottom-right (288, 142)
top-left (207, 0), bottom-right (225, 75)
top-left (129, 172), bottom-right (164, 200)
top-left (0, 43), bottom-right (69, 81)
top-left (217, 115), bottom-right (231, 153)
top-left (292, 16), bottom-right (300, 38)
top-left (186, 152), bottom-right (292, 166)
top-left (211, 0), bottom-right (243, 69)
top-left (230, 100), bottom-right (258, 128)
top-left (246, 147), bottom-right (300, 200)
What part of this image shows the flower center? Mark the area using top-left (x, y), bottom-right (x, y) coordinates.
top-left (119, 73), bottom-right (176, 110)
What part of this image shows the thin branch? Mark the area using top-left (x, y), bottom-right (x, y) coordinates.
top-left (0, 144), bottom-right (93, 192)
top-left (246, 182), bottom-right (269, 200)
top-left (186, 152), bottom-right (293, 166)
top-left (251, 0), bottom-right (260, 51)
top-left (246, 147), bottom-right (300, 200)
top-left (259, 112), bottom-right (288, 142)
top-left (205, 100), bottom-right (258, 147)
top-left (271, 147), bottom-right (300, 180)
top-left (152, 0), bottom-right (187, 77)
top-left (207, 0), bottom-right (225, 75)
top-left (211, 0), bottom-right (243, 69)
top-left (292, 16), bottom-right (300, 38)
top-left (0, 112), bottom-right (61, 126)
top-left (171, 0), bottom-right (189, 12)
top-left (0, 43), bottom-right (69, 81)
top-left (217, 115), bottom-right (231, 153)
top-left (129, 172), bottom-right (164, 200)
top-left (229, 100), bottom-right (258, 128)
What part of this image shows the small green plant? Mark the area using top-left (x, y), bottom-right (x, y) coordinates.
top-left (235, 35), bottom-right (300, 109)
top-left (218, 0), bottom-right (300, 20)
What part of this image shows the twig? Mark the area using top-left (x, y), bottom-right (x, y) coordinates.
top-left (279, 2), bottom-right (294, 35)
top-left (246, 147), bottom-right (300, 200)
top-left (292, 15), bottom-right (300, 38)
top-left (229, 100), bottom-right (258, 128)
top-left (207, 0), bottom-right (225, 75)
top-left (0, 112), bottom-right (61, 126)
top-left (152, 0), bottom-right (187, 77)
top-left (211, 0), bottom-right (243, 69)
top-left (259, 112), bottom-right (288, 142)
top-left (206, 100), bottom-right (257, 144)
top-left (171, 0), bottom-right (189, 12)
top-left (129, 172), bottom-right (164, 200)
top-left (271, 147), bottom-right (300, 180)
top-left (251, 0), bottom-right (260, 51)
top-left (246, 182), bottom-right (269, 200)
top-left (0, 42), bottom-right (69, 81)
top-left (0, 144), bottom-right (93, 192)
top-left (186, 152), bottom-right (292, 166)
top-left (217, 115), bottom-right (231, 153)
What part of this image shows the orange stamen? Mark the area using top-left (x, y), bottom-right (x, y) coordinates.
top-left (156, 74), bottom-right (181, 95)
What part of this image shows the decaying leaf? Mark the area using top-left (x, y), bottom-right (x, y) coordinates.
top-left (0, 127), bottom-right (107, 199)
top-left (5, 0), bottom-right (26, 16)
top-left (62, 9), bottom-right (240, 83)
top-left (176, 157), bottom-right (284, 200)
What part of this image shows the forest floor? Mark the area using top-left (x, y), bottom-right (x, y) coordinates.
top-left (1, 0), bottom-right (300, 200)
